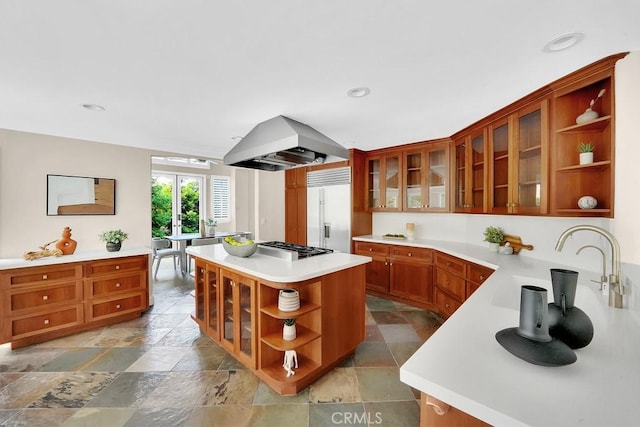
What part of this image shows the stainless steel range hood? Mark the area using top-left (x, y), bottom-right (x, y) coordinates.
top-left (223, 115), bottom-right (349, 171)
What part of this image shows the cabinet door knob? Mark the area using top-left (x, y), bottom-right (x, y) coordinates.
top-left (116, 283), bottom-right (121, 287)
top-left (480, 275), bottom-right (485, 281)
top-left (408, 253), bottom-right (412, 256)
top-left (115, 265), bottom-right (120, 270)
top-left (42, 274), bottom-right (48, 280)
top-left (42, 295), bottom-right (48, 301)
top-left (369, 248), bottom-right (373, 252)
top-left (44, 319), bottom-right (50, 325)
top-left (116, 304), bottom-right (121, 309)
top-left (445, 303), bottom-right (451, 309)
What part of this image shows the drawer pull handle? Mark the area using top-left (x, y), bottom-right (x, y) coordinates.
top-left (42, 295), bottom-right (49, 301)
top-left (44, 319), bottom-right (50, 325)
top-left (116, 304), bottom-right (121, 309)
top-left (115, 265), bottom-right (120, 270)
top-left (42, 274), bottom-right (48, 280)
top-left (116, 283), bottom-right (121, 287)
top-left (445, 303), bottom-right (451, 308)
top-left (408, 253), bottom-right (412, 257)
top-left (369, 248), bottom-right (372, 252)
top-left (480, 275), bottom-right (485, 281)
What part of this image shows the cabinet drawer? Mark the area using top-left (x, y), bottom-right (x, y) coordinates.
top-left (435, 288), bottom-right (462, 318)
top-left (88, 293), bottom-right (145, 322)
top-left (434, 252), bottom-right (466, 277)
top-left (84, 256), bottom-right (147, 277)
top-left (2, 264), bottom-right (82, 288)
top-left (86, 272), bottom-right (145, 298)
top-left (468, 264), bottom-right (494, 285)
top-left (390, 246), bottom-right (432, 263)
top-left (434, 268), bottom-right (466, 302)
top-left (354, 242), bottom-right (390, 257)
top-left (11, 305), bottom-right (83, 339)
top-left (6, 281), bottom-right (82, 314)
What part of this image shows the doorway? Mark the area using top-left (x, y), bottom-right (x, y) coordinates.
top-left (152, 173), bottom-right (204, 237)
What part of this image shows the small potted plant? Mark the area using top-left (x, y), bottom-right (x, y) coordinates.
top-left (99, 229), bottom-right (129, 252)
top-left (205, 218), bottom-right (217, 236)
top-left (483, 226), bottom-right (504, 252)
top-left (283, 318), bottom-right (297, 341)
top-left (578, 142), bottom-right (594, 165)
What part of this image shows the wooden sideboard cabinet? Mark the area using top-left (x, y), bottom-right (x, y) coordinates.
top-left (0, 254), bottom-right (149, 349)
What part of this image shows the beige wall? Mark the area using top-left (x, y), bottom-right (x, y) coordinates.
top-left (0, 130), bottom-right (284, 259)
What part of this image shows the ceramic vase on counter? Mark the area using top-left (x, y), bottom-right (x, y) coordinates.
top-left (548, 269), bottom-right (594, 349)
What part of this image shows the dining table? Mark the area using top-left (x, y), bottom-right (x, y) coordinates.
top-left (166, 231), bottom-right (252, 274)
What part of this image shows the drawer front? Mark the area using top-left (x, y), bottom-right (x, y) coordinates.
top-left (11, 305), bottom-right (83, 339)
top-left (84, 256), bottom-right (147, 277)
top-left (7, 281), bottom-right (82, 314)
top-left (4, 264), bottom-right (82, 287)
top-left (434, 252), bottom-right (466, 277)
top-left (434, 268), bottom-right (466, 302)
top-left (87, 272), bottom-right (144, 298)
top-left (88, 293), bottom-right (145, 322)
top-left (390, 246), bottom-right (432, 263)
top-left (468, 264), bottom-right (494, 285)
top-left (354, 242), bottom-right (390, 257)
top-left (435, 288), bottom-right (462, 318)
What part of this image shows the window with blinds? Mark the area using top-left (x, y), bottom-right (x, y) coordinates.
top-left (211, 175), bottom-right (231, 223)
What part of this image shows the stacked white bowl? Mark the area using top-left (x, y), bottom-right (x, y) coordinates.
top-left (278, 289), bottom-right (300, 312)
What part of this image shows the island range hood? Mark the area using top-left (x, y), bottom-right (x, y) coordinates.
top-left (223, 115), bottom-right (349, 171)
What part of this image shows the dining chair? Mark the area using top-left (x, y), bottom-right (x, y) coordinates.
top-left (187, 237), bottom-right (220, 275)
top-left (151, 238), bottom-right (182, 279)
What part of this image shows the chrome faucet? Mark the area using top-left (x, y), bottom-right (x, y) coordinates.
top-left (555, 225), bottom-right (623, 308)
top-left (576, 245), bottom-right (608, 291)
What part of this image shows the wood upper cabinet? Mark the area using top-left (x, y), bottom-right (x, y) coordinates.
top-left (454, 129), bottom-right (487, 213)
top-left (366, 152), bottom-right (402, 211)
top-left (404, 141), bottom-right (449, 212)
top-left (488, 98), bottom-right (549, 215)
top-left (284, 167), bottom-right (307, 245)
top-left (549, 54), bottom-right (623, 217)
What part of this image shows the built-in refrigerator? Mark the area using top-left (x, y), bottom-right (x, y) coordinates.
top-left (306, 167), bottom-right (352, 253)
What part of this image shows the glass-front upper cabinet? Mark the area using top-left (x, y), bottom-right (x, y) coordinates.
top-left (454, 139), bottom-right (467, 212)
top-left (489, 98), bottom-right (549, 214)
top-left (403, 142), bottom-right (448, 211)
top-left (367, 153), bottom-right (402, 211)
top-left (455, 130), bottom-right (486, 213)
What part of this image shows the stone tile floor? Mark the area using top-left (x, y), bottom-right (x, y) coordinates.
top-left (0, 262), bottom-right (443, 426)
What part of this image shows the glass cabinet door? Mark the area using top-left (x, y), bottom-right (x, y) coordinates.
top-left (194, 263), bottom-right (206, 326)
top-left (385, 155), bottom-right (400, 210)
top-left (238, 279), bottom-right (253, 360)
top-left (470, 132), bottom-right (485, 211)
top-left (490, 120), bottom-right (510, 213)
top-left (222, 273), bottom-right (235, 349)
top-left (405, 151), bottom-right (424, 210)
top-left (428, 147), bottom-right (447, 209)
top-left (206, 265), bottom-right (218, 337)
top-left (367, 157), bottom-right (381, 209)
top-left (454, 140), bottom-right (467, 211)
top-left (515, 100), bottom-right (547, 214)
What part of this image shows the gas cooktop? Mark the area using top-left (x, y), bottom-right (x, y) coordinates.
top-left (257, 241), bottom-right (333, 261)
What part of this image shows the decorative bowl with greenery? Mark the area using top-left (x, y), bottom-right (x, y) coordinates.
top-left (99, 229), bottom-right (129, 252)
top-left (484, 226), bottom-right (504, 245)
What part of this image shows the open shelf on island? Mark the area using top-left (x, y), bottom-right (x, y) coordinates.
top-left (260, 353), bottom-right (321, 383)
top-left (261, 324), bottom-right (321, 351)
top-left (260, 302), bottom-right (320, 319)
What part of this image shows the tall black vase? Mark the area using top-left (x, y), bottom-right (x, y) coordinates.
top-left (548, 269), bottom-right (594, 349)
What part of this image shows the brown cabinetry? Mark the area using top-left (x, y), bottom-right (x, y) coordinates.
top-left (403, 141), bottom-right (449, 211)
top-left (434, 252), bottom-right (493, 317)
top-left (285, 167), bottom-right (307, 245)
top-left (455, 128), bottom-right (487, 212)
top-left (353, 241), bottom-right (390, 293)
top-left (220, 268), bottom-right (256, 369)
top-left (0, 254), bottom-right (149, 349)
top-left (367, 152), bottom-right (402, 211)
top-left (549, 54), bottom-right (623, 217)
top-left (191, 258), bottom-right (219, 340)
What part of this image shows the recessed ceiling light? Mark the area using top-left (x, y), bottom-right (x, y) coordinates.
top-left (231, 136), bottom-right (243, 140)
top-left (82, 103), bottom-right (105, 111)
top-left (544, 32), bottom-right (584, 52)
top-left (347, 87), bottom-right (371, 98)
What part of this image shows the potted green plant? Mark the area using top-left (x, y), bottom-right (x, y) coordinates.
top-left (99, 229), bottom-right (129, 252)
top-left (578, 142), bottom-right (594, 165)
top-left (483, 226), bottom-right (504, 252)
top-left (283, 318), bottom-right (296, 341)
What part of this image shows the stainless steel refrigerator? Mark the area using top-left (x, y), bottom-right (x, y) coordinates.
top-left (306, 167), bottom-right (352, 253)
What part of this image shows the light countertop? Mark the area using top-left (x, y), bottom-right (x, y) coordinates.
top-left (187, 244), bottom-right (371, 283)
top-left (354, 235), bottom-right (640, 427)
top-left (0, 247), bottom-right (152, 270)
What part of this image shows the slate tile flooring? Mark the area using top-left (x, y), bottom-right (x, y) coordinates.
top-left (0, 263), bottom-right (443, 426)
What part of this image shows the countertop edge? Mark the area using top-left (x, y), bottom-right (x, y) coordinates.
top-left (0, 247), bottom-right (152, 270)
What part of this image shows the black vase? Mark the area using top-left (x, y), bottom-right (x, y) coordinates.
top-left (106, 242), bottom-right (122, 252)
top-left (548, 269), bottom-right (594, 349)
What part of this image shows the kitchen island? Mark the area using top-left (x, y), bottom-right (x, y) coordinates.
top-left (186, 244), bottom-right (371, 395)
top-left (353, 236), bottom-right (640, 427)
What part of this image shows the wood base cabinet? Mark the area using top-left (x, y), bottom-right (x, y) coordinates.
top-left (0, 254), bottom-right (149, 349)
top-left (420, 393), bottom-right (490, 427)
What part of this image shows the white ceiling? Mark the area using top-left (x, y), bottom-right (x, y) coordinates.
top-left (1, 1), bottom-right (639, 161)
